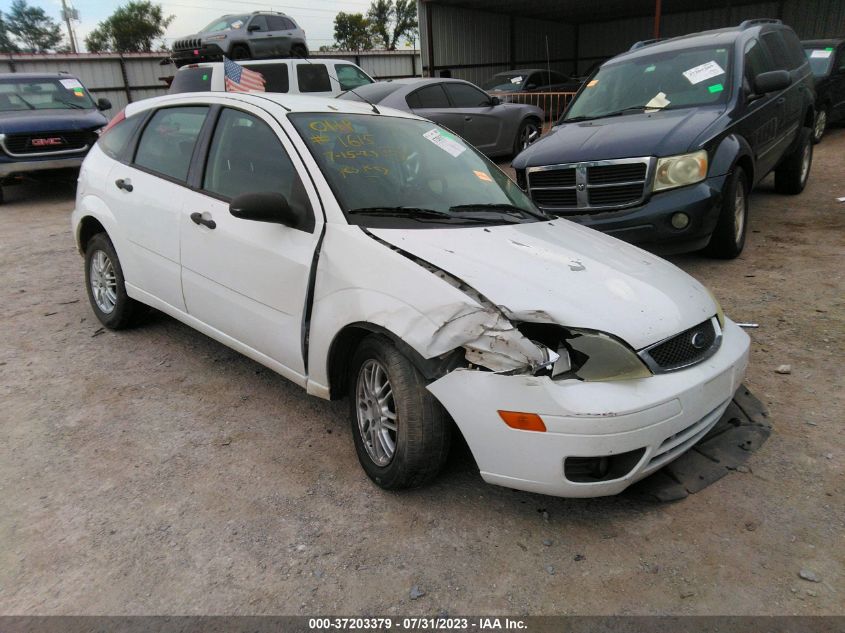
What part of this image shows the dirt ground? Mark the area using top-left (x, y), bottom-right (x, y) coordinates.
top-left (0, 129), bottom-right (843, 617)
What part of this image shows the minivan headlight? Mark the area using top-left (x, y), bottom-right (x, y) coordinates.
top-left (653, 150), bottom-right (708, 192)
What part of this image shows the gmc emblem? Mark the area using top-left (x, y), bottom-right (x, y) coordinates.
top-left (31, 137), bottom-right (64, 147)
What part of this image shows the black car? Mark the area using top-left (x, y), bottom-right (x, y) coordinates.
top-left (513, 19), bottom-right (816, 259)
top-left (802, 38), bottom-right (845, 142)
top-left (0, 73), bottom-right (111, 203)
top-left (482, 69), bottom-right (583, 94)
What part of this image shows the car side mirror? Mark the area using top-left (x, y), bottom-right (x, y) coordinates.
top-left (490, 96), bottom-right (501, 106)
top-left (230, 192), bottom-right (304, 228)
top-left (525, 83), bottom-right (538, 90)
top-left (247, 23), bottom-right (261, 32)
top-left (753, 70), bottom-right (790, 94)
top-left (96, 97), bottom-right (112, 111)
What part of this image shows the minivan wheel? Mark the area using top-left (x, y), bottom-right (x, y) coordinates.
top-left (812, 107), bottom-right (828, 144)
top-left (514, 119), bottom-right (540, 156)
top-left (348, 335), bottom-right (451, 490)
top-left (231, 44), bottom-right (250, 60)
top-left (84, 233), bottom-right (142, 329)
top-left (774, 127), bottom-right (813, 195)
top-left (705, 167), bottom-right (748, 259)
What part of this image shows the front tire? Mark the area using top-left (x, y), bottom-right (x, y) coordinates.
top-left (513, 118), bottom-right (540, 157)
top-left (348, 335), bottom-right (451, 490)
top-left (705, 167), bottom-right (748, 259)
top-left (774, 127), bottom-right (813, 195)
top-left (84, 233), bottom-right (142, 329)
top-left (231, 44), bottom-right (250, 60)
top-left (812, 106), bottom-right (828, 144)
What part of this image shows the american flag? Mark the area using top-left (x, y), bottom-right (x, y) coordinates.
top-left (223, 57), bottom-right (266, 93)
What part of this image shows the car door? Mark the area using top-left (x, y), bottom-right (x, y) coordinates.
top-left (265, 15), bottom-right (293, 57)
top-left (245, 15), bottom-right (271, 57)
top-left (179, 105), bottom-right (322, 383)
top-left (737, 38), bottom-right (783, 179)
top-left (405, 83), bottom-right (466, 136)
top-left (442, 81), bottom-right (503, 155)
top-left (107, 105), bottom-right (209, 311)
top-left (761, 31), bottom-right (802, 153)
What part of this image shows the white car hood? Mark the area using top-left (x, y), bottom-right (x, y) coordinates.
top-left (369, 219), bottom-right (716, 350)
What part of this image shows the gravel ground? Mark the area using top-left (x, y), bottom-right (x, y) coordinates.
top-left (0, 129), bottom-right (843, 616)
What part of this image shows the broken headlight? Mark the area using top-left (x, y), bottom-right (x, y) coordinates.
top-left (517, 323), bottom-right (652, 382)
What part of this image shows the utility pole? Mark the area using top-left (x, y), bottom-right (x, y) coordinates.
top-left (60, 0), bottom-right (78, 53)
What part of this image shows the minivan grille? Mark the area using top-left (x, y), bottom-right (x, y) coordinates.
top-left (527, 158), bottom-right (650, 212)
top-left (2, 130), bottom-right (93, 156)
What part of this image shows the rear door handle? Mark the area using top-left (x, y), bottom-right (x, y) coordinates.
top-left (190, 212), bottom-right (216, 229)
top-left (115, 178), bottom-right (133, 192)
top-left (776, 97), bottom-right (786, 104)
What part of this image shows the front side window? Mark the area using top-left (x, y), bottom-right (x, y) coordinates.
top-left (405, 84), bottom-right (449, 108)
top-left (336, 64), bottom-right (373, 91)
top-left (0, 77), bottom-right (96, 111)
top-left (297, 64), bottom-right (331, 92)
top-left (248, 16), bottom-right (268, 31)
top-left (202, 108), bottom-right (311, 222)
top-left (134, 106), bottom-right (207, 182)
top-left (445, 83), bottom-right (491, 107)
top-left (289, 113), bottom-right (544, 228)
top-left (564, 45), bottom-right (732, 121)
top-left (745, 39), bottom-right (774, 87)
top-left (761, 32), bottom-right (793, 70)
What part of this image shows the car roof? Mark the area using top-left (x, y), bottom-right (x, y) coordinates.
top-left (802, 38), bottom-right (844, 47)
top-left (379, 77), bottom-right (475, 86)
top-left (493, 69), bottom-right (547, 75)
top-left (126, 91), bottom-right (419, 119)
top-left (177, 58), bottom-right (359, 69)
top-left (0, 72), bottom-right (79, 80)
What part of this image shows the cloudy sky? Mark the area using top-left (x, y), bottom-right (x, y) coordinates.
top-left (9, 0), bottom-right (385, 51)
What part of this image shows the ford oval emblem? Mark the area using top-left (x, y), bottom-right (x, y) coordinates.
top-left (691, 331), bottom-right (707, 349)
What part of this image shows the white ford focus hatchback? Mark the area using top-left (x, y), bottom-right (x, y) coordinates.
top-left (73, 92), bottom-right (750, 498)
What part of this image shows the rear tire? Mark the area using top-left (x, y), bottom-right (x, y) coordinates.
top-left (348, 335), bottom-right (451, 490)
top-left (774, 127), bottom-right (813, 195)
top-left (513, 118), bottom-right (540, 157)
top-left (812, 106), bottom-right (828, 144)
top-left (705, 167), bottom-right (748, 259)
top-left (291, 44), bottom-right (308, 59)
top-left (231, 44), bottom-right (250, 60)
top-left (84, 233), bottom-right (142, 330)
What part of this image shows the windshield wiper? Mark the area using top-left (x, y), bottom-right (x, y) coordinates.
top-left (347, 206), bottom-right (514, 224)
top-left (57, 101), bottom-right (86, 109)
top-left (565, 104), bottom-right (681, 122)
top-left (12, 96), bottom-right (36, 110)
top-left (449, 203), bottom-right (548, 221)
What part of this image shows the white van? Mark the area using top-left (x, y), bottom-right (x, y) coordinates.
top-left (167, 58), bottom-right (374, 97)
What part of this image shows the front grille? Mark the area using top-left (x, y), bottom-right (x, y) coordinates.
top-left (174, 38), bottom-right (201, 51)
top-left (526, 158), bottom-right (650, 212)
top-left (2, 130), bottom-right (93, 156)
top-left (640, 317), bottom-right (720, 372)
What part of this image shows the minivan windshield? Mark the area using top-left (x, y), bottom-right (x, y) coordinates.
top-left (804, 47), bottom-right (835, 77)
top-left (564, 45), bottom-right (732, 121)
top-left (289, 113), bottom-right (545, 227)
top-left (0, 77), bottom-right (96, 112)
top-left (202, 14), bottom-right (249, 32)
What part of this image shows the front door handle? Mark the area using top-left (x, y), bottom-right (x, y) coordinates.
top-left (776, 97), bottom-right (786, 105)
top-left (190, 212), bottom-right (216, 229)
top-left (464, 116), bottom-right (472, 121)
top-left (115, 178), bottom-right (133, 192)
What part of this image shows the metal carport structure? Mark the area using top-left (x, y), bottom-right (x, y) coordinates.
top-left (417, 0), bottom-right (845, 84)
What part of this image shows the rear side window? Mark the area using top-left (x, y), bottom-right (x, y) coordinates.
top-left (134, 106), bottom-right (207, 182)
top-left (335, 64), bottom-right (372, 91)
top-left (444, 82), bottom-right (491, 107)
top-left (406, 84), bottom-right (449, 108)
top-left (98, 112), bottom-right (145, 160)
top-left (761, 32), bottom-right (796, 70)
top-left (168, 67), bottom-right (213, 94)
top-left (282, 18), bottom-right (296, 29)
top-left (297, 64), bottom-right (331, 92)
top-left (243, 64), bottom-right (289, 92)
top-left (266, 16), bottom-right (286, 30)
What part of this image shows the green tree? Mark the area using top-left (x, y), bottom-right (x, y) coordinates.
top-left (333, 12), bottom-right (373, 52)
top-left (0, 12), bottom-right (21, 53)
top-left (6, 0), bottom-right (64, 53)
top-left (364, 0), bottom-right (417, 50)
top-left (85, 0), bottom-right (173, 53)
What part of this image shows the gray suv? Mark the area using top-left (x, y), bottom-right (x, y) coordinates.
top-left (172, 12), bottom-right (308, 67)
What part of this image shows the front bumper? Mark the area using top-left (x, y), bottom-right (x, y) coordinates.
top-left (427, 318), bottom-right (750, 498)
top-left (552, 175), bottom-right (728, 255)
top-left (172, 43), bottom-right (226, 65)
top-left (0, 155), bottom-right (84, 177)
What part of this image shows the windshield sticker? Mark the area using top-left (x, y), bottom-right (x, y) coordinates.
top-left (708, 83), bottom-right (724, 93)
top-left (72, 88), bottom-right (85, 97)
top-left (644, 65), bottom-right (656, 73)
top-left (231, 20), bottom-right (243, 29)
top-left (59, 78), bottom-right (83, 90)
top-left (423, 128), bottom-right (466, 158)
top-left (473, 170), bottom-right (493, 182)
top-left (645, 91), bottom-right (670, 109)
top-left (510, 76), bottom-right (524, 84)
top-left (587, 79), bottom-right (598, 87)
top-left (810, 49), bottom-right (833, 59)
top-left (682, 60), bottom-right (725, 85)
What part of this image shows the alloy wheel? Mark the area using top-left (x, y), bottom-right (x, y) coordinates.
top-left (734, 184), bottom-right (746, 246)
top-left (356, 359), bottom-right (397, 466)
top-left (89, 250), bottom-right (117, 314)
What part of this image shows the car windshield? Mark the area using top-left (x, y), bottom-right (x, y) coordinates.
top-left (0, 77), bottom-right (96, 112)
top-left (804, 47), bottom-right (835, 77)
top-left (564, 45), bottom-right (732, 121)
top-left (202, 14), bottom-right (249, 32)
top-left (289, 113), bottom-right (545, 227)
top-left (481, 73), bottom-right (526, 92)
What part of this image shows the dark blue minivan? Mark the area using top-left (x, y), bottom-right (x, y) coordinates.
top-left (0, 73), bottom-right (111, 202)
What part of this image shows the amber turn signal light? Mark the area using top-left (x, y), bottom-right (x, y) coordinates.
top-left (498, 410), bottom-right (547, 432)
